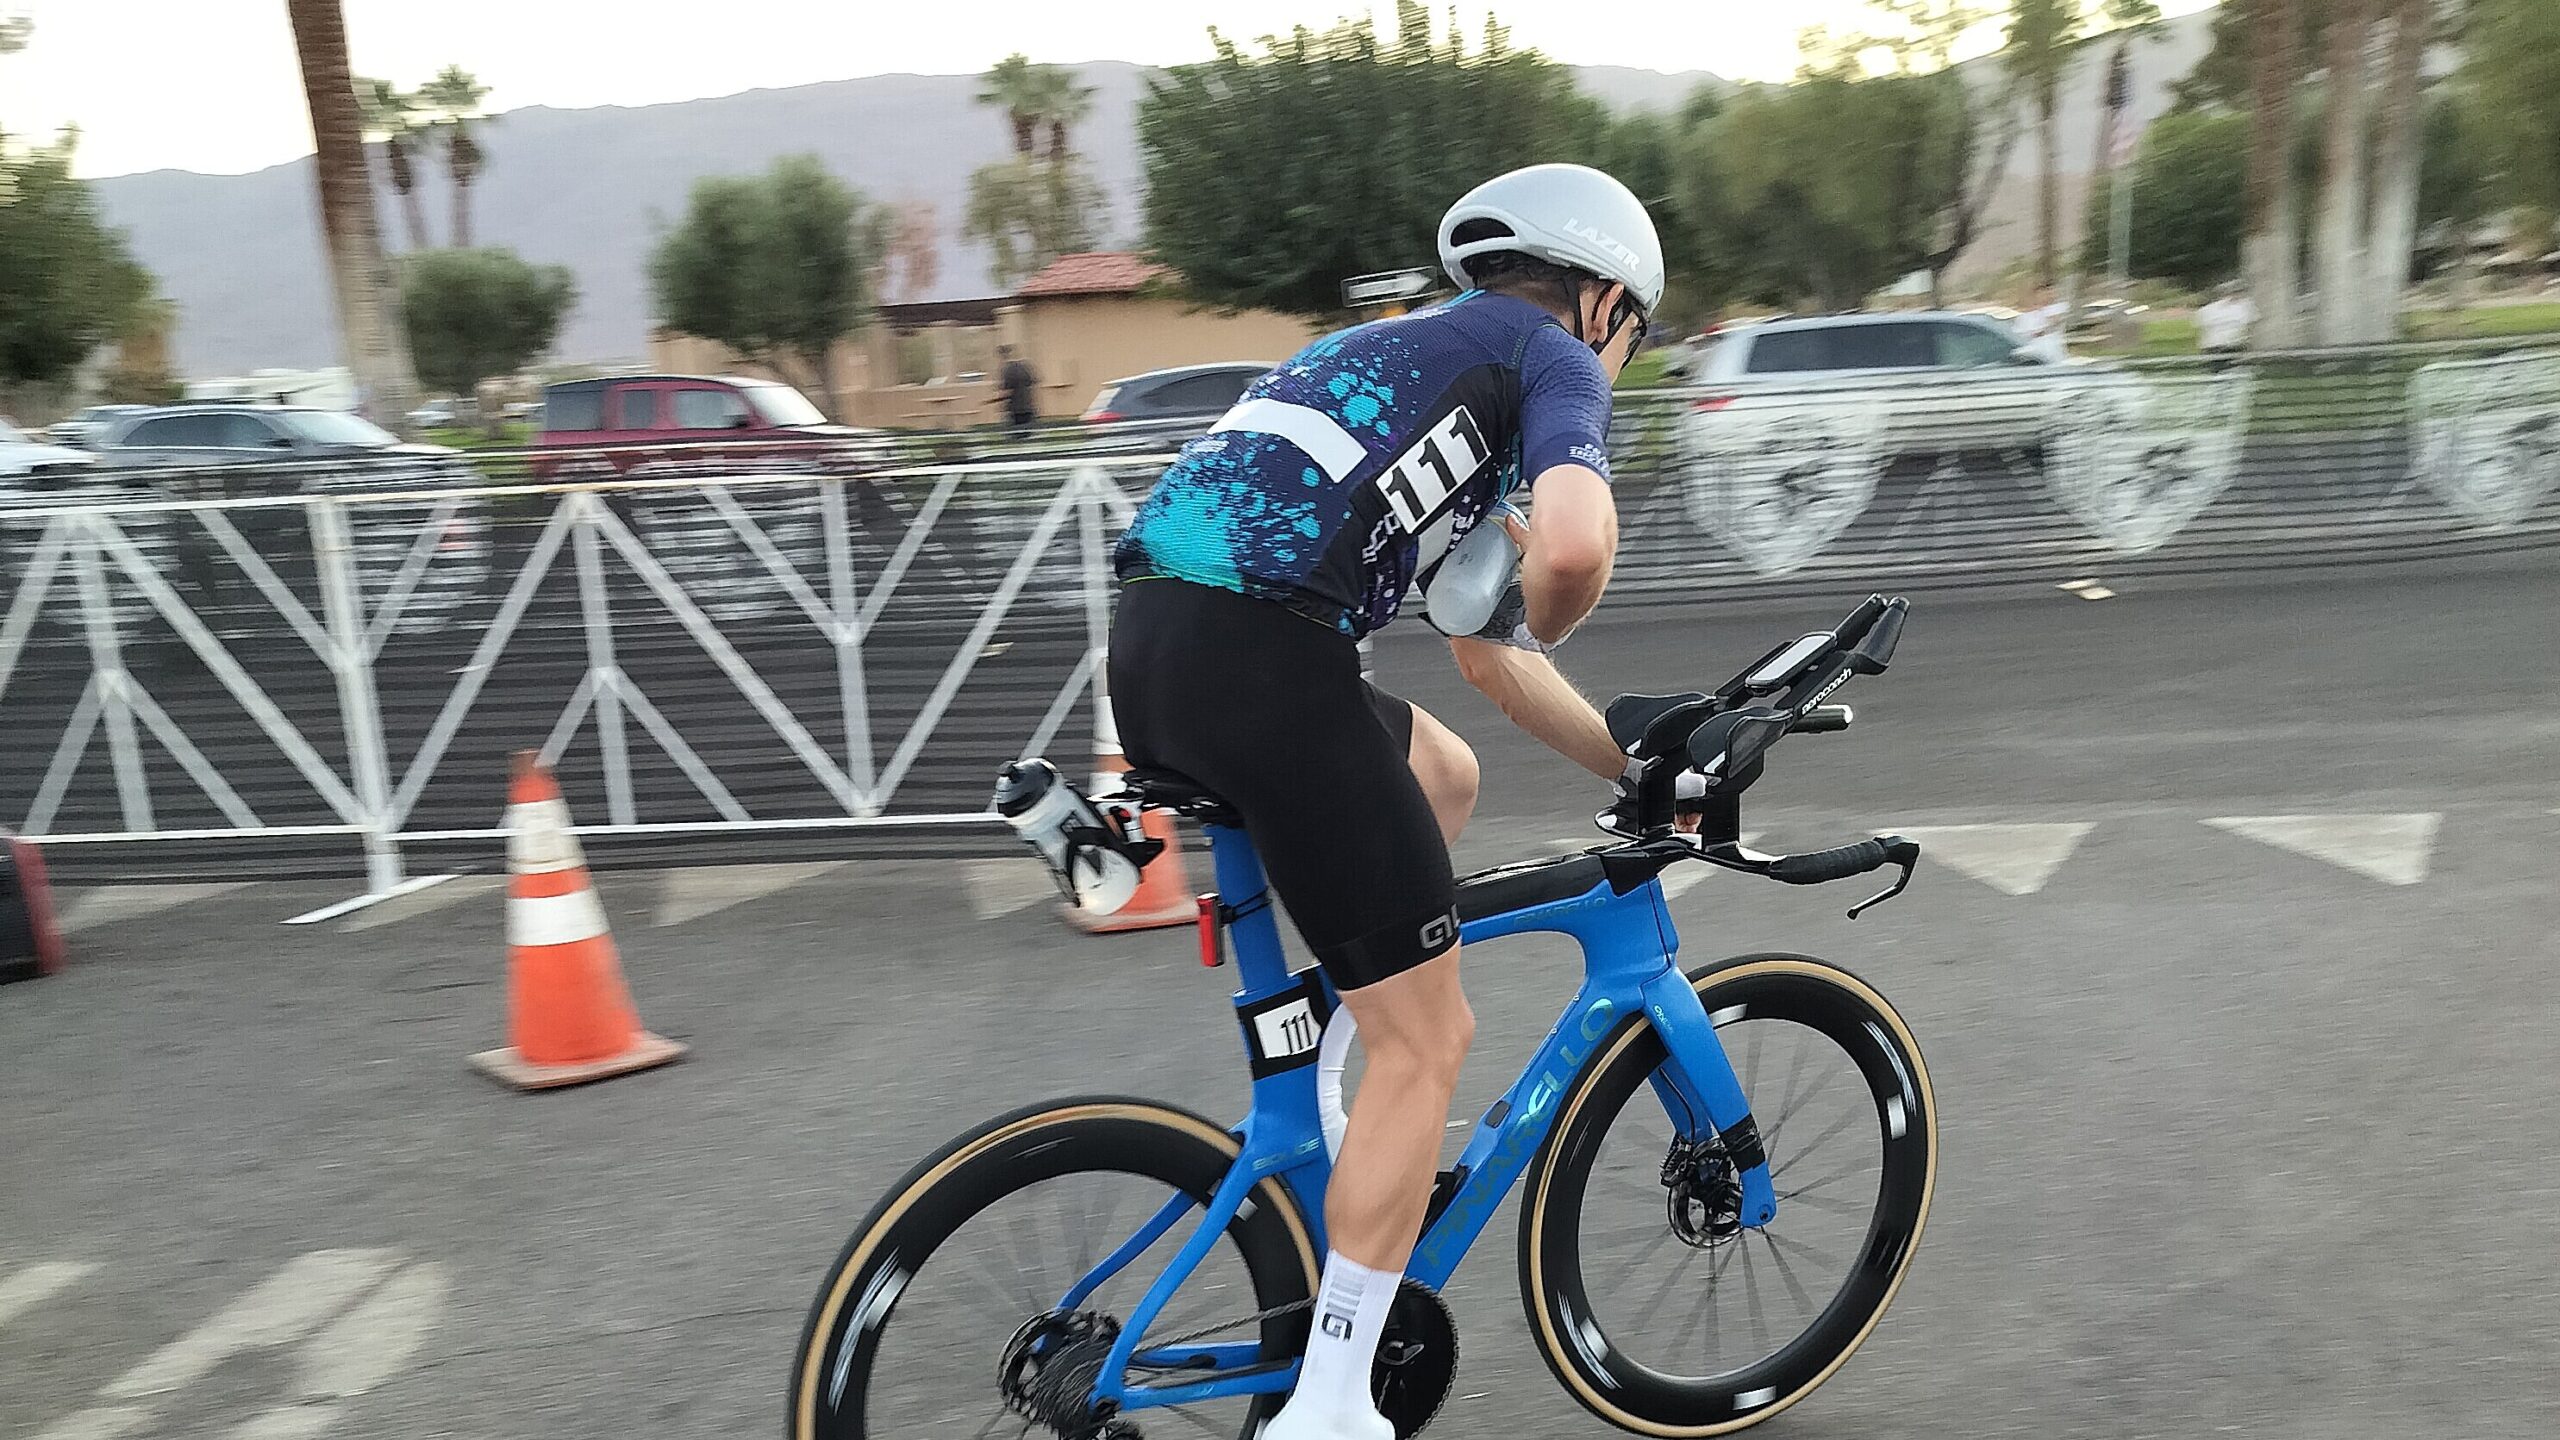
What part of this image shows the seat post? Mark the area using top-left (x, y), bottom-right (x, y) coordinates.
top-left (1203, 823), bottom-right (1297, 995)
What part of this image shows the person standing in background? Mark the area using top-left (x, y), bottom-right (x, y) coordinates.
top-left (997, 345), bottom-right (1039, 430)
top-left (2197, 282), bottom-right (2256, 366)
top-left (2015, 284), bottom-right (2071, 363)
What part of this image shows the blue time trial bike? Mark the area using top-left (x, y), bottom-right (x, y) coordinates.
top-left (793, 596), bottom-right (1937, 1439)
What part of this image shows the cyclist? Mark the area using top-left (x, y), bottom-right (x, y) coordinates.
top-left (1109, 163), bottom-right (1662, 1440)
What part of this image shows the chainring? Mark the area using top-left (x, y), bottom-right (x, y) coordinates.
top-left (1371, 1279), bottom-right (1460, 1439)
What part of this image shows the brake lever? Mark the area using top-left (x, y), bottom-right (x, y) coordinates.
top-left (1845, 836), bottom-right (1922, 919)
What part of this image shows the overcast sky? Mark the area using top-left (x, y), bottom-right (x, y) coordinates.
top-left (0, 0), bottom-right (2216, 180)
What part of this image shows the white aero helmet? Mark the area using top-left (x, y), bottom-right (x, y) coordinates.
top-left (1437, 163), bottom-right (1665, 315)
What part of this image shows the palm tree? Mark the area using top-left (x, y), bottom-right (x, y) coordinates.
top-left (420, 65), bottom-right (492, 247)
top-left (2243, 0), bottom-right (2302, 347)
top-left (1027, 66), bottom-right (1096, 162)
top-left (357, 77), bottom-right (431, 251)
top-left (2003, 0), bottom-right (2079, 291)
top-left (285, 0), bottom-right (420, 428)
top-left (977, 53), bottom-right (1042, 157)
top-left (2082, 1), bottom-right (2162, 288)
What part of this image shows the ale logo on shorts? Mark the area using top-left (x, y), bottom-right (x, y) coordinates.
top-left (1418, 911), bottom-right (1457, 952)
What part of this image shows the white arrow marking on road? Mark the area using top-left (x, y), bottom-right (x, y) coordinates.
top-left (1897, 823), bottom-right (2095, 896)
top-left (341, 876), bottom-right (501, 933)
top-left (0, 1262), bottom-right (97, 1331)
top-left (230, 1261), bottom-right (449, 1438)
top-left (655, 862), bottom-right (847, 927)
top-left (101, 1249), bottom-right (398, 1400)
top-left (57, 883), bottom-right (247, 936)
top-left (2204, 813), bottom-right (2439, 886)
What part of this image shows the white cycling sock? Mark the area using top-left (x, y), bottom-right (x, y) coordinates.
top-left (1280, 1250), bottom-right (1402, 1424)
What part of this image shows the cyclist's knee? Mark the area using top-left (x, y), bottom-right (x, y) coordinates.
top-left (1405, 704), bottom-right (1479, 841)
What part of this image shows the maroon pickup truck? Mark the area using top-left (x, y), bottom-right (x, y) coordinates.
top-left (533, 374), bottom-right (885, 620)
top-left (532, 374), bottom-right (874, 477)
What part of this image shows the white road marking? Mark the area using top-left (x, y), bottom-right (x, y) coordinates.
top-left (101, 1249), bottom-right (397, 1400)
top-left (31, 1405), bottom-right (152, 1440)
top-left (57, 883), bottom-right (247, 936)
top-left (961, 858), bottom-right (1055, 920)
top-left (281, 874), bottom-right (461, 927)
top-left (341, 875), bottom-right (501, 934)
top-left (1898, 823), bottom-right (2095, 896)
top-left (229, 1408), bottom-right (341, 1440)
top-left (655, 862), bottom-right (845, 927)
top-left (1659, 836), bottom-right (1761, 900)
top-left (2204, 813), bottom-right (2440, 886)
top-left (0, 1262), bottom-right (97, 1330)
top-left (38, 1251), bottom-right (439, 1440)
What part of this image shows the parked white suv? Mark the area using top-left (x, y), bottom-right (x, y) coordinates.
top-left (1680, 311), bottom-right (2090, 459)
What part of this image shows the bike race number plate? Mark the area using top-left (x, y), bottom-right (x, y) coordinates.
top-left (1237, 975), bottom-right (1337, 1080)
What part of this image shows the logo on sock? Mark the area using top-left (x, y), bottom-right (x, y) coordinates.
top-left (1321, 1310), bottom-right (1353, 1339)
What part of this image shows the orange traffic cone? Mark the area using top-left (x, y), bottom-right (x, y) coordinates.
top-left (469, 753), bottom-right (687, 1090)
top-left (1063, 695), bottom-right (1194, 935)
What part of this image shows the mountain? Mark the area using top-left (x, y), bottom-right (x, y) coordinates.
top-left (93, 12), bottom-right (2214, 375)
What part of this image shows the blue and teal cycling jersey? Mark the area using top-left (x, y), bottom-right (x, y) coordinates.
top-left (1113, 291), bottom-right (1615, 639)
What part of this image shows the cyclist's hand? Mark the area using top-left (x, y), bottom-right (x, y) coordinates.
top-left (1605, 765), bottom-right (1710, 837)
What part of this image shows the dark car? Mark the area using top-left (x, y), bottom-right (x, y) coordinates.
top-left (91, 406), bottom-right (489, 637)
top-left (1080, 363), bottom-right (1273, 424)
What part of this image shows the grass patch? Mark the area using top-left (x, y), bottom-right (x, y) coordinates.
top-left (1617, 348), bottom-right (1674, 390)
top-left (420, 421), bottom-right (534, 450)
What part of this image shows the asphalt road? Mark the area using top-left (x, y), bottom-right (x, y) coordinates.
top-left (4, 565), bottom-right (2557, 1439)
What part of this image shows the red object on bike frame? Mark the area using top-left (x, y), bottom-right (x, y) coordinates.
top-left (1195, 893), bottom-right (1226, 968)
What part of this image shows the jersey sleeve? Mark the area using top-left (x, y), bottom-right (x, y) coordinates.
top-left (1519, 323), bottom-right (1615, 485)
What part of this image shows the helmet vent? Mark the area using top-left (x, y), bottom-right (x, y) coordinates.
top-left (1450, 218), bottom-right (1515, 245)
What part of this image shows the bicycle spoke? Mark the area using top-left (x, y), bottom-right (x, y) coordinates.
top-left (1743, 1020), bottom-right (1765, 1094)
top-left (1773, 1158), bottom-right (1868, 1199)
top-left (1763, 1030), bottom-right (1813, 1137)
top-left (967, 1402), bottom-right (1019, 1440)
top-left (1740, 1233), bottom-right (1771, 1354)
top-left (1669, 1239), bottom-right (1740, 1357)
top-left (1163, 1403), bottom-right (1234, 1438)
top-left (1761, 1225), bottom-right (1846, 1272)
top-left (1770, 1105), bottom-right (1869, 1179)
top-left (1756, 1229), bottom-right (1818, 1317)
top-left (1629, 1233), bottom-right (1710, 1332)
top-left (1770, 1186), bottom-right (1872, 1217)
top-left (1613, 1218), bottom-right (1687, 1292)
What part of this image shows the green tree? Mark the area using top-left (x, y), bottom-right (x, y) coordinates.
top-left (964, 157), bottom-right (1104, 292)
top-left (1138, 4), bottom-right (1615, 318)
top-left (358, 77), bottom-right (432, 251)
top-left (400, 248), bottom-right (576, 417)
top-left (965, 56), bottom-right (1104, 291)
top-left (648, 155), bottom-right (886, 417)
top-left (0, 131), bottom-right (153, 389)
top-left (420, 65), bottom-right (493, 248)
top-left (1676, 66), bottom-right (1973, 311)
top-left (2077, 107), bottom-right (2248, 287)
top-left (2466, 0), bottom-right (2560, 215)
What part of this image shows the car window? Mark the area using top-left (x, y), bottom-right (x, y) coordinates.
top-left (1148, 371), bottom-right (1259, 412)
top-left (1740, 329), bottom-right (1835, 374)
top-left (124, 414), bottom-right (221, 447)
top-left (212, 412), bottom-right (289, 449)
top-left (672, 388), bottom-right (750, 430)
top-left (1933, 321), bottom-right (2018, 368)
top-left (1825, 322), bottom-right (1936, 370)
top-left (283, 411), bottom-right (397, 446)
top-left (614, 389), bottom-right (659, 430)
top-left (546, 388), bottom-right (604, 431)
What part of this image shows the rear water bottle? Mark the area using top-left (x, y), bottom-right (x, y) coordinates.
top-left (994, 759), bottom-right (1142, 915)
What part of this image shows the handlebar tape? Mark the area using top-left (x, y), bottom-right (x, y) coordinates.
top-left (1768, 839), bottom-right (1889, 885)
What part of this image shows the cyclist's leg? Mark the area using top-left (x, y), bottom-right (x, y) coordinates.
top-left (1372, 685), bottom-right (1478, 845)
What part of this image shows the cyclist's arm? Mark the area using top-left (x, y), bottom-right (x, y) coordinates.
top-left (1449, 635), bottom-right (1625, 779)
top-left (1515, 324), bottom-right (1621, 645)
top-left (1513, 465), bottom-right (1615, 643)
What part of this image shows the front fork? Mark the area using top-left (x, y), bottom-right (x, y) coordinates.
top-left (1638, 964), bottom-right (1779, 1228)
